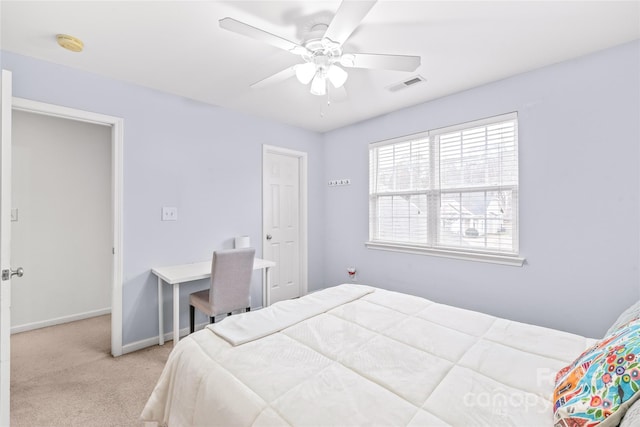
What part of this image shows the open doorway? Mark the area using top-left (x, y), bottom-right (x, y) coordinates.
top-left (11, 110), bottom-right (112, 333)
top-left (10, 98), bottom-right (123, 356)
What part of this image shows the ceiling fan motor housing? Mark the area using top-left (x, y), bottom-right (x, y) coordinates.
top-left (302, 38), bottom-right (342, 65)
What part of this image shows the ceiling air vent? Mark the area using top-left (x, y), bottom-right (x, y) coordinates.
top-left (386, 75), bottom-right (426, 92)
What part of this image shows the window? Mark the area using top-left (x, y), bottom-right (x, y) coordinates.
top-left (368, 112), bottom-right (523, 266)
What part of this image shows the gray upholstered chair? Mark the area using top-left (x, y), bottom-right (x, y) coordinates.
top-left (189, 248), bottom-right (255, 333)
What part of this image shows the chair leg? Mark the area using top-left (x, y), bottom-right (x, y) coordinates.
top-left (246, 307), bottom-right (250, 312)
top-left (190, 305), bottom-right (195, 334)
top-left (210, 316), bottom-right (215, 324)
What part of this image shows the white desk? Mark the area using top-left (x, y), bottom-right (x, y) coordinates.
top-left (152, 258), bottom-right (275, 345)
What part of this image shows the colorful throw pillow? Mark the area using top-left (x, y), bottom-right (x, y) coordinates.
top-left (553, 318), bottom-right (640, 427)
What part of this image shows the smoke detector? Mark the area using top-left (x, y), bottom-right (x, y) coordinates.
top-left (56, 34), bottom-right (84, 52)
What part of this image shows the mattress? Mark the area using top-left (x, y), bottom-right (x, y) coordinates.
top-left (141, 284), bottom-right (595, 426)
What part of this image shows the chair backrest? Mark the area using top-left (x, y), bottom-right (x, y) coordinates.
top-left (209, 248), bottom-right (255, 315)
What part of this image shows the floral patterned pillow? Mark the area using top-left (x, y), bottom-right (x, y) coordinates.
top-left (553, 318), bottom-right (640, 427)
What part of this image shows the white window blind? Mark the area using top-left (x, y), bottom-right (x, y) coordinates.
top-left (369, 112), bottom-right (520, 263)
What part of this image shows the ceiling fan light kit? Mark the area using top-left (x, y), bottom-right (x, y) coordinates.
top-left (327, 64), bottom-right (348, 88)
top-left (295, 62), bottom-right (316, 85)
top-left (310, 72), bottom-right (327, 96)
top-left (219, 0), bottom-right (421, 97)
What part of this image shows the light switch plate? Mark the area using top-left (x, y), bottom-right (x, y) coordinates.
top-left (328, 178), bottom-right (351, 186)
top-left (161, 207), bottom-right (178, 221)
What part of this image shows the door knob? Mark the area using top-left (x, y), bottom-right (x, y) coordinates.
top-left (266, 234), bottom-right (272, 240)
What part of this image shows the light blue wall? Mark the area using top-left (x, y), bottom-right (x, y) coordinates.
top-left (1, 51), bottom-right (325, 345)
top-left (2, 40), bottom-right (639, 343)
top-left (322, 40), bottom-right (640, 338)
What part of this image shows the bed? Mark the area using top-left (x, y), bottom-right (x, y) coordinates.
top-left (141, 284), bottom-right (640, 426)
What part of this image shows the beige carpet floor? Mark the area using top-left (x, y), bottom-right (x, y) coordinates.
top-left (10, 315), bottom-right (172, 426)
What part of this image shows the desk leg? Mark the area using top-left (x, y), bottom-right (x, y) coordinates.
top-left (264, 266), bottom-right (271, 307)
top-left (262, 269), bottom-right (266, 308)
top-left (173, 283), bottom-right (180, 345)
top-left (158, 277), bottom-right (164, 346)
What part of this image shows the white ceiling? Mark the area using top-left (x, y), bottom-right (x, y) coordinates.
top-left (1, 1), bottom-right (639, 133)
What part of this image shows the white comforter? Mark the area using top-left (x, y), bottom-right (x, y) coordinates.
top-left (141, 284), bottom-right (594, 426)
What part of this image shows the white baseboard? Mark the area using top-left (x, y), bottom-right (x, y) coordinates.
top-left (11, 307), bottom-right (111, 334)
top-left (121, 306), bottom-right (264, 355)
top-left (122, 322), bottom-right (209, 355)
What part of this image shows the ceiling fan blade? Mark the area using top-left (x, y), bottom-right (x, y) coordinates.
top-left (250, 66), bottom-right (297, 89)
top-left (219, 17), bottom-right (307, 56)
top-left (323, 0), bottom-right (377, 46)
top-left (340, 53), bottom-right (421, 72)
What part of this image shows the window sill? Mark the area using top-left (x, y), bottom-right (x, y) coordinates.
top-left (365, 241), bottom-right (525, 267)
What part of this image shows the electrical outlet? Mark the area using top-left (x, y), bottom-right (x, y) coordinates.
top-left (162, 207), bottom-right (178, 221)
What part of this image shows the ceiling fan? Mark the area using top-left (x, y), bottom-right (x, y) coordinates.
top-left (219, 0), bottom-right (421, 96)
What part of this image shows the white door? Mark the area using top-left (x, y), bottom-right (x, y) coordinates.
top-left (263, 149), bottom-right (304, 304)
top-left (0, 69), bottom-right (14, 426)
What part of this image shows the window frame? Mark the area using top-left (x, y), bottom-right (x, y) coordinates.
top-left (367, 112), bottom-right (525, 267)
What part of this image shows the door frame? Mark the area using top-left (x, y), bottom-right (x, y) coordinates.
top-left (262, 144), bottom-right (308, 305)
top-left (12, 97), bottom-right (124, 357)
